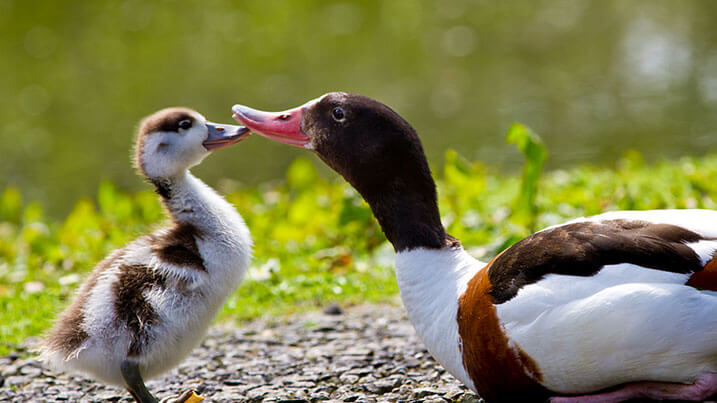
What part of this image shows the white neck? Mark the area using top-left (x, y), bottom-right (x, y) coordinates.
top-left (159, 171), bottom-right (243, 234)
top-left (154, 171), bottom-right (251, 303)
top-left (394, 246), bottom-right (485, 391)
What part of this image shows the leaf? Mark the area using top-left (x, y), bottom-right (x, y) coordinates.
top-left (506, 123), bottom-right (547, 231)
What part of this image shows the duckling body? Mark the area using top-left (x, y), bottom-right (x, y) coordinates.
top-left (232, 93), bottom-right (717, 403)
top-left (40, 108), bottom-right (252, 402)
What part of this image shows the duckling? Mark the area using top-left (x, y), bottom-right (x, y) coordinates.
top-left (39, 107), bottom-right (253, 403)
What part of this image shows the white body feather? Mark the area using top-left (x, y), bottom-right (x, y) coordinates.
top-left (395, 247), bottom-right (480, 391)
top-left (40, 172), bottom-right (252, 385)
top-left (395, 209), bottom-right (717, 394)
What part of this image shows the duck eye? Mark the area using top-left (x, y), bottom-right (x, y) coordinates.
top-left (178, 119), bottom-right (192, 130)
top-left (331, 107), bottom-right (345, 122)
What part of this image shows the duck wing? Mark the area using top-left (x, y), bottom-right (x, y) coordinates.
top-left (489, 212), bottom-right (717, 303)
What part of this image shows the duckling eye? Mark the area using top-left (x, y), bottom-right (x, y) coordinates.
top-left (178, 119), bottom-right (192, 130)
top-left (331, 107), bottom-right (345, 122)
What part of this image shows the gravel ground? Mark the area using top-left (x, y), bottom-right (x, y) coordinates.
top-left (1, 304), bottom-right (483, 402)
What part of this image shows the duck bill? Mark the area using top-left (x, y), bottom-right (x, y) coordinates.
top-left (231, 100), bottom-right (317, 148)
top-left (203, 122), bottom-right (250, 150)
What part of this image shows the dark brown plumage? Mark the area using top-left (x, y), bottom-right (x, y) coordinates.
top-left (303, 93), bottom-right (453, 252)
top-left (151, 223), bottom-right (205, 272)
top-left (113, 264), bottom-right (166, 357)
top-left (487, 219), bottom-right (706, 304)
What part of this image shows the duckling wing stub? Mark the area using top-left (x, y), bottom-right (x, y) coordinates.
top-left (487, 219), bottom-right (707, 304)
top-left (150, 223), bottom-right (205, 272)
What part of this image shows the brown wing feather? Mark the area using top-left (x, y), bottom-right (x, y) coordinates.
top-left (488, 219), bottom-right (706, 304)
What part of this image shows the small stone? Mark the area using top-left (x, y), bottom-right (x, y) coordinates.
top-left (343, 347), bottom-right (373, 356)
top-left (339, 373), bottom-right (359, 384)
top-left (444, 388), bottom-right (466, 400)
top-left (366, 379), bottom-right (397, 394)
top-left (456, 395), bottom-right (484, 403)
top-left (323, 304), bottom-right (343, 315)
top-left (345, 367), bottom-right (373, 376)
top-left (413, 388), bottom-right (440, 398)
top-left (211, 391), bottom-right (239, 400)
top-left (246, 385), bottom-right (276, 400)
top-left (19, 365), bottom-right (42, 377)
top-left (5, 375), bottom-right (30, 387)
top-left (94, 390), bottom-right (123, 401)
top-left (1, 364), bottom-right (18, 377)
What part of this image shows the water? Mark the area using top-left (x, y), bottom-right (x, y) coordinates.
top-left (1, 0), bottom-right (716, 217)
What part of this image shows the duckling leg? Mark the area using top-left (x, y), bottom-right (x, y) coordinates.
top-left (120, 360), bottom-right (158, 403)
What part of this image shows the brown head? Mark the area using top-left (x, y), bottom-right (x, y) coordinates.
top-left (135, 107), bottom-right (249, 181)
top-left (232, 93), bottom-right (452, 251)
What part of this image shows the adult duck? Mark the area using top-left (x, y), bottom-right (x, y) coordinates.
top-left (232, 93), bottom-right (717, 402)
top-left (40, 108), bottom-right (253, 403)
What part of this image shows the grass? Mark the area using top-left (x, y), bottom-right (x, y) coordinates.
top-left (4, 126), bottom-right (717, 356)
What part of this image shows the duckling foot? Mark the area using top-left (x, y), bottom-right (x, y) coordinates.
top-left (159, 389), bottom-right (204, 403)
top-left (550, 372), bottom-right (717, 403)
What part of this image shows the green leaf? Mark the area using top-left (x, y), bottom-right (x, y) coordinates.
top-left (506, 123), bottom-right (547, 231)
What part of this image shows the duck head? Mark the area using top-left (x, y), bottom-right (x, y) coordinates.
top-left (232, 93), bottom-right (429, 197)
top-left (232, 93), bottom-right (449, 251)
top-left (136, 107), bottom-right (249, 180)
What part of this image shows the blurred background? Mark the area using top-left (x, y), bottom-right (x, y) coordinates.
top-left (1, 0), bottom-right (716, 217)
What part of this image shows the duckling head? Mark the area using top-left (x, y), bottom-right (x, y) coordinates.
top-left (135, 107), bottom-right (249, 180)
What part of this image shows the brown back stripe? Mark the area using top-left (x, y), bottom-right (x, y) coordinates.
top-left (151, 223), bottom-right (205, 271)
top-left (488, 219), bottom-right (704, 304)
top-left (457, 265), bottom-right (549, 402)
top-left (687, 256), bottom-right (717, 291)
top-left (114, 263), bottom-right (166, 357)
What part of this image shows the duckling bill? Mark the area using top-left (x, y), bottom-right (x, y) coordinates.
top-left (39, 108), bottom-right (253, 403)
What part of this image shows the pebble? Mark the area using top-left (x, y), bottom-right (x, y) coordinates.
top-left (0, 305), bottom-right (482, 402)
top-left (322, 304), bottom-right (343, 316)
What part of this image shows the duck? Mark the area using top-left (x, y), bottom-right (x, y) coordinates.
top-left (232, 93), bottom-right (717, 403)
top-left (39, 107), bottom-right (253, 403)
